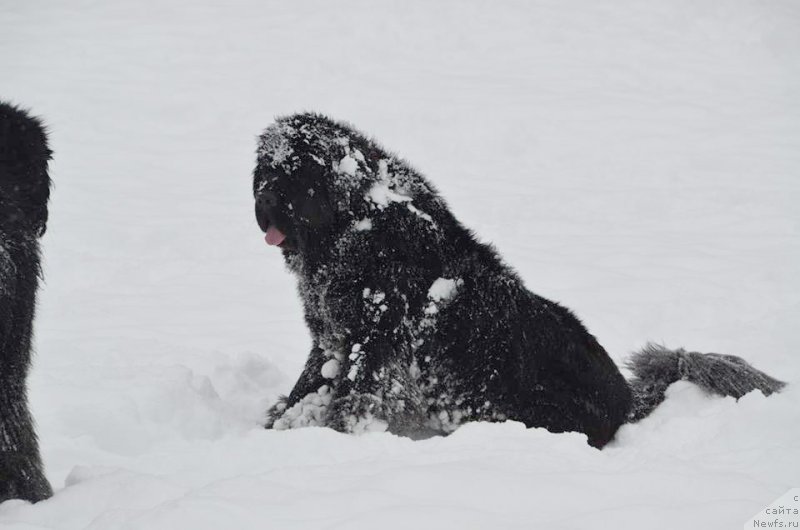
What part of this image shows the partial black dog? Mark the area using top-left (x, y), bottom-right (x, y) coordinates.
top-left (0, 102), bottom-right (52, 502)
top-left (253, 113), bottom-right (784, 447)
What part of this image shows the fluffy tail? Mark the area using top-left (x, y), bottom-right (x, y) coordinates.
top-left (626, 343), bottom-right (786, 422)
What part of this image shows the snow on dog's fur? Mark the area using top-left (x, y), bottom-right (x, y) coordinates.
top-left (253, 113), bottom-right (784, 447)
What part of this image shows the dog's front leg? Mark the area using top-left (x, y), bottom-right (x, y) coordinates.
top-left (321, 278), bottom-right (430, 436)
top-left (265, 345), bottom-right (331, 429)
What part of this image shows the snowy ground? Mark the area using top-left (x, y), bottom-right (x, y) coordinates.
top-left (2, 0), bottom-right (799, 528)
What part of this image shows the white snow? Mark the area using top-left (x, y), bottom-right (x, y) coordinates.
top-left (320, 358), bottom-right (340, 379)
top-left (1, 1), bottom-right (798, 529)
top-left (428, 277), bottom-right (462, 302)
top-left (351, 149), bottom-right (365, 163)
top-left (377, 159), bottom-right (390, 180)
top-left (370, 291), bottom-right (385, 305)
top-left (366, 180), bottom-right (437, 226)
top-left (272, 385), bottom-right (331, 430)
top-left (743, 488), bottom-right (800, 528)
top-left (347, 413), bottom-right (389, 435)
top-left (337, 154), bottom-right (359, 176)
top-left (366, 181), bottom-right (413, 207)
top-left (354, 218), bottom-right (372, 231)
top-left (425, 278), bottom-right (462, 316)
top-left (257, 124), bottom-right (293, 167)
top-left (406, 202), bottom-right (435, 225)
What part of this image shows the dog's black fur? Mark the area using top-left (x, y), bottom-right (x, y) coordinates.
top-left (254, 113), bottom-right (785, 447)
top-left (0, 102), bottom-right (52, 502)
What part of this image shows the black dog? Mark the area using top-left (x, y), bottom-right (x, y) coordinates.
top-left (253, 113), bottom-right (784, 447)
top-left (0, 102), bottom-right (52, 502)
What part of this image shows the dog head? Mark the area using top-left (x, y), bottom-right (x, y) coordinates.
top-left (253, 113), bottom-right (375, 258)
top-left (0, 103), bottom-right (52, 238)
top-left (254, 113), bottom-right (442, 261)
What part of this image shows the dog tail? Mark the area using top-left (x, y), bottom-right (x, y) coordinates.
top-left (625, 343), bottom-right (785, 422)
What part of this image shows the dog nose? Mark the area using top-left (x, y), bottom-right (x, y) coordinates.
top-left (255, 191), bottom-right (279, 232)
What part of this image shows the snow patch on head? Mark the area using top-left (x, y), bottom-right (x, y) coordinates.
top-left (258, 115), bottom-right (355, 177)
top-left (258, 122), bottom-right (295, 169)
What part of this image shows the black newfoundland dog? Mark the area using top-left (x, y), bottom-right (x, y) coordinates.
top-left (253, 113), bottom-right (784, 448)
top-left (0, 102), bottom-right (52, 502)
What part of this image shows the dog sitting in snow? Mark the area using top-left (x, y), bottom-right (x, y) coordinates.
top-left (253, 113), bottom-right (784, 448)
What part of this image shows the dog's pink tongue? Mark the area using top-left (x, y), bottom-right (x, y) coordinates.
top-left (265, 226), bottom-right (286, 246)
